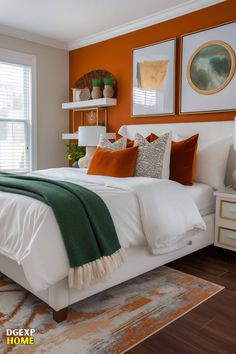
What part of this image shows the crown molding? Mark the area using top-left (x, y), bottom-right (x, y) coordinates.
top-left (0, 24), bottom-right (68, 50)
top-left (0, 0), bottom-right (225, 51)
top-left (68, 0), bottom-right (225, 51)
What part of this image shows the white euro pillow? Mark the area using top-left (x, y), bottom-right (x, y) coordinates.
top-left (175, 134), bottom-right (231, 189)
top-left (195, 136), bottom-right (231, 190)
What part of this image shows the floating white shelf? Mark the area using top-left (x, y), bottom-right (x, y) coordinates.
top-left (62, 132), bottom-right (115, 140)
top-left (62, 98), bottom-right (117, 110)
top-left (62, 133), bottom-right (78, 140)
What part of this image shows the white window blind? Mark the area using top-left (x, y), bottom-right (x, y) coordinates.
top-left (0, 60), bottom-right (32, 173)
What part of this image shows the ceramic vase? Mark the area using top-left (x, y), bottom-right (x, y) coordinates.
top-left (72, 87), bottom-right (90, 101)
top-left (91, 86), bottom-right (102, 99)
top-left (103, 84), bottom-right (114, 98)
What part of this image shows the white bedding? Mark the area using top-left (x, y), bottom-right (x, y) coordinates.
top-left (184, 182), bottom-right (215, 217)
top-left (0, 168), bottom-right (206, 292)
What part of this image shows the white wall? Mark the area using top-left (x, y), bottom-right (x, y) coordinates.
top-left (0, 34), bottom-right (69, 169)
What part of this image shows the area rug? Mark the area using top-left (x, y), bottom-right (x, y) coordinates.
top-left (0, 266), bottom-right (223, 354)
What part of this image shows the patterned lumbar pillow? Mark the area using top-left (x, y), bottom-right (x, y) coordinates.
top-left (134, 132), bottom-right (172, 179)
top-left (98, 134), bottom-right (127, 151)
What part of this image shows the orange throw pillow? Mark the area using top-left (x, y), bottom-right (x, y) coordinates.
top-left (141, 132), bottom-right (198, 185)
top-left (116, 133), bottom-right (158, 147)
top-left (87, 146), bottom-right (138, 177)
top-left (115, 133), bottom-right (134, 147)
top-left (170, 134), bottom-right (199, 185)
top-left (147, 133), bottom-right (158, 143)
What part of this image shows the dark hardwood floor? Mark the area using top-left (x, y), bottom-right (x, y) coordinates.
top-left (128, 246), bottom-right (236, 354)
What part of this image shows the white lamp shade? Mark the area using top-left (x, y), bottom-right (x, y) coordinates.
top-left (78, 126), bottom-right (106, 146)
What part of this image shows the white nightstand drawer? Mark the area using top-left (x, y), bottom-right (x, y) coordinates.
top-left (220, 200), bottom-right (236, 221)
top-left (218, 227), bottom-right (236, 249)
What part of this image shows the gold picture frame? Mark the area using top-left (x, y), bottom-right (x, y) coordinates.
top-left (180, 20), bottom-right (236, 114)
top-left (131, 38), bottom-right (176, 117)
top-left (186, 40), bottom-right (236, 95)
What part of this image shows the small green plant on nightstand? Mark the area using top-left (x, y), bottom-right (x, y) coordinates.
top-left (65, 142), bottom-right (85, 163)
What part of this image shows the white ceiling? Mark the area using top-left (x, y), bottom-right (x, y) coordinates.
top-left (0, 0), bottom-right (224, 50)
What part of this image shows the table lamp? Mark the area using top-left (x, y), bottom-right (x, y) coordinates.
top-left (78, 126), bottom-right (106, 168)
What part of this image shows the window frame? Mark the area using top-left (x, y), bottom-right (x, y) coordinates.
top-left (0, 47), bottom-right (37, 172)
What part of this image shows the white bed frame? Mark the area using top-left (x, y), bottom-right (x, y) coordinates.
top-left (0, 121), bottom-right (234, 322)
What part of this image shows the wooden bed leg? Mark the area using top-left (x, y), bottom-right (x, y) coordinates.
top-left (53, 307), bottom-right (69, 323)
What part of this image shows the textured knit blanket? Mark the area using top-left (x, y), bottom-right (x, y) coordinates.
top-left (0, 172), bottom-right (124, 288)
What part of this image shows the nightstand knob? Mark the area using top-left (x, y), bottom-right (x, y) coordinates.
top-left (227, 235), bottom-right (236, 240)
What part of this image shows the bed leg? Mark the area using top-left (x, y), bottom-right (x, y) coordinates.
top-left (53, 307), bottom-right (69, 323)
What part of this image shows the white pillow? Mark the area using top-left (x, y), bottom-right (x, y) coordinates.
top-left (195, 136), bottom-right (231, 189)
top-left (98, 134), bottom-right (127, 150)
top-left (134, 132), bottom-right (172, 179)
top-left (175, 134), bottom-right (231, 189)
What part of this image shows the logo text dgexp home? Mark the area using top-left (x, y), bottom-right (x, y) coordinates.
top-left (5, 328), bottom-right (36, 345)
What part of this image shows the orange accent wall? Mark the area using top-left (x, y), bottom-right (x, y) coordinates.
top-left (69, 0), bottom-right (236, 133)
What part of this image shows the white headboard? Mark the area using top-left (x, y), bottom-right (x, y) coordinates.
top-left (118, 121), bottom-right (235, 186)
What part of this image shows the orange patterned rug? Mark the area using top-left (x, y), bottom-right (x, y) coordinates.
top-left (0, 266), bottom-right (223, 354)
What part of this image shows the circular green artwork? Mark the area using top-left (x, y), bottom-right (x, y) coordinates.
top-left (187, 41), bottom-right (235, 95)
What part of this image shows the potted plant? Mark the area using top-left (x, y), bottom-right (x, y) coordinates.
top-left (91, 78), bottom-right (102, 99)
top-left (103, 77), bottom-right (114, 98)
top-left (65, 142), bottom-right (85, 167)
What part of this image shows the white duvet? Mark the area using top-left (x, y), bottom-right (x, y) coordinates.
top-left (0, 168), bottom-right (205, 292)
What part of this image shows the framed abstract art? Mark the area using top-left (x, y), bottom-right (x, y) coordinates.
top-left (180, 21), bottom-right (236, 114)
top-left (132, 38), bottom-right (176, 117)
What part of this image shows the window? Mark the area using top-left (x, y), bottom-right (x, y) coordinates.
top-left (0, 49), bottom-right (36, 173)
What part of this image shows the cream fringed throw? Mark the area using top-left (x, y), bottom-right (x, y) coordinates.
top-left (69, 249), bottom-right (125, 288)
top-left (0, 173), bottom-right (125, 289)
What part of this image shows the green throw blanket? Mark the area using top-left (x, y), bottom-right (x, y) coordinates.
top-left (0, 172), bottom-right (124, 288)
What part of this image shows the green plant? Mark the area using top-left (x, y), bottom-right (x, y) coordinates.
top-left (65, 142), bottom-right (85, 162)
top-left (92, 78), bottom-right (102, 87)
top-left (104, 77), bottom-right (113, 85)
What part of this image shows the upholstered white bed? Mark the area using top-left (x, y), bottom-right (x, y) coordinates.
top-left (0, 121), bottom-right (234, 321)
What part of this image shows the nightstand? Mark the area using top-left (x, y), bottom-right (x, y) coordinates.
top-left (214, 189), bottom-right (236, 252)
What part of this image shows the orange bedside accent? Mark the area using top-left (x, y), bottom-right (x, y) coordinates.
top-left (87, 146), bottom-right (138, 177)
